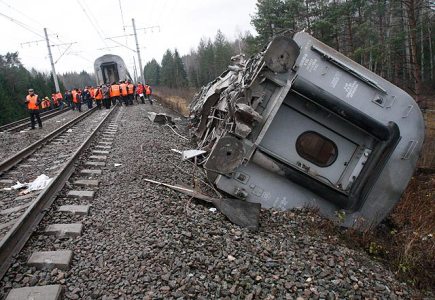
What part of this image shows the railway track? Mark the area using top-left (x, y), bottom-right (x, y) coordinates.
top-left (0, 106), bottom-right (117, 280)
top-left (0, 107), bottom-right (71, 133)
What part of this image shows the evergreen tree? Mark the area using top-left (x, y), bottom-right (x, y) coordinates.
top-left (214, 30), bottom-right (235, 75)
top-left (144, 59), bottom-right (161, 85)
top-left (160, 50), bottom-right (175, 87)
top-left (0, 52), bottom-right (58, 125)
top-left (173, 49), bottom-right (188, 88)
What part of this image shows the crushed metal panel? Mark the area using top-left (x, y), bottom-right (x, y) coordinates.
top-left (148, 112), bottom-right (172, 124)
top-left (189, 31), bottom-right (425, 228)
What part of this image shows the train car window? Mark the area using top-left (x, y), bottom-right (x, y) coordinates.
top-left (296, 131), bottom-right (338, 167)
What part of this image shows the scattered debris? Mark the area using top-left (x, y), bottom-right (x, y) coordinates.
top-left (143, 178), bottom-right (260, 230)
top-left (227, 255), bottom-right (236, 261)
top-left (114, 163), bottom-right (122, 167)
top-left (148, 112), bottom-right (172, 124)
top-left (171, 149), bottom-right (206, 161)
top-left (209, 207), bottom-right (217, 213)
top-left (66, 129), bottom-right (73, 133)
top-left (11, 181), bottom-right (27, 190)
top-left (164, 124), bottom-right (189, 140)
top-left (8, 174), bottom-right (52, 194)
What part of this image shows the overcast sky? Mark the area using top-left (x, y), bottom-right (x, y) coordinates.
top-left (0, 0), bottom-right (258, 75)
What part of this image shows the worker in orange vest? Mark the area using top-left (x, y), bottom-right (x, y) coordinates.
top-left (25, 88), bottom-right (42, 129)
top-left (144, 84), bottom-right (153, 105)
top-left (119, 81), bottom-right (128, 106)
top-left (41, 97), bottom-right (51, 111)
top-left (51, 93), bottom-right (58, 108)
top-left (71, 88), bottom-right (82, 112)
top-left (136, 82), bottom-right (145, 104)
top-left (94, 85), bottom-right (103, 109)
top-left (127, 80), bottom-right (135, 105)
top-left (55, 91), bottom-right (64, 110)
top-left (90, 86), bottom-right (95, 100)
top-left (110, 82), bottom-right (121, 106)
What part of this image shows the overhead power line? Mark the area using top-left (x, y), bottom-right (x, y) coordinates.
top-left (76, 0), bottom-right (109, 47)
top-left (0, 0), bottom-right (45, 29)
top-left (0, 11), bottom-right (44, 38)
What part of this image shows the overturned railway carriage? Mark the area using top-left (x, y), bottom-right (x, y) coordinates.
top-left (190, 32), bottom-right (425, 227)
top-left (94, 54), bottom-right (131, 85)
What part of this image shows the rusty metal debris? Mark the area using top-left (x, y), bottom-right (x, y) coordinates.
top-left (188, 31), bottom-right (425, 228)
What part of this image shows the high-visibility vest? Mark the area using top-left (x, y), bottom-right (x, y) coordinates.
top-left (26, 94), bottom-right (39, 110)
top-left (120, 83), bottom-right (128, 96)
top-left (136, 84), bottom-right (144, 94)
top-left (55, 92), bottom-right (63, 100)
top-left (110, 84), bottom-right (121, 97)
top-left (127, 83), bottom-right (134, 95)
top-left (95, 88), bottom-right (103, 100)
top-left (145, 85), bottom-right (151, 95)
top-left (41, 99), bottom-right (49, 109)
top-left (52, 95), bottom-right (58, 105)
top-left (72, 91), bottom-right (80, 103)
top-left (90, 88), bottom-right (95, 98)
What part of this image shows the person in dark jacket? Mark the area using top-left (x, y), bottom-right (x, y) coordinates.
top-left (82, 87), bottom-right (92, 109)
top-left (64, 90), bottom-right (72, 107)
top-left (102, 83), bottom-right (111, 109)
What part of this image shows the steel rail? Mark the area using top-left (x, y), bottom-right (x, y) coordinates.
top-left (0, 107), bottom-right (71, 132)
top-left (0, 108), bottom-right (96, 175)
top-left (0, 105), bottom-right (117, 279)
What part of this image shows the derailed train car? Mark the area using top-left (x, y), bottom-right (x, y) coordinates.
top-left (189, 31), bottom-right (425, 228)
top-left (94, 54), bottom-right (131, 85)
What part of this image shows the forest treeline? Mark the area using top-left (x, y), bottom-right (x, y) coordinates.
top-left (146, 0), bottom-right (434, 103)
top-left (0, 52), bottom-right (95, 125)
top-left (0, 52), bottom-right (64, 125)
top-left (58, 71), bottom-right (95, 90)
top-left (143, 30), bottom-right (249, 89)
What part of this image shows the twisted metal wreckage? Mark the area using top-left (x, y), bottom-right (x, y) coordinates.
top-left (188, 31), bottom-right (425, 228)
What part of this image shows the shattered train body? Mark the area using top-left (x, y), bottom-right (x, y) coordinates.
top-left (189, 32), bottom-right (424, 228)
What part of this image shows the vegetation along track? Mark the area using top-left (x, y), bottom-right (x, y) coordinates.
top-left (0, 108), bottom-right (71, 133)
top-left (0, 106), bottom-right (117, 279)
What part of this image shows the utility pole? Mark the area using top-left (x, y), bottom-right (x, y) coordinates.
top-left (106, 23), bottom-right (159, 83)
top-left (133, 56), bottom-right (138, 83)
top-left (44, 28), bottom-right (60, 93)
top-left (132, 18), bottom-right (144, 83)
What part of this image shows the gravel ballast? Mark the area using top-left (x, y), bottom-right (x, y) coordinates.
top-left (0, 102), bottom-right (417, 299)
top-left (0, 109), bottom-right (90, 162)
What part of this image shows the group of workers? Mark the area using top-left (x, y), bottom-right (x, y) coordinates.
top-left (24, 80), bottom-right (153, 129)
top-left (63, 81), bottom-right (153, 111)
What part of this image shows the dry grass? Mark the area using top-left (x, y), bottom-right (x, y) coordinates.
top-left (153, 87), bottom-right (197, 117)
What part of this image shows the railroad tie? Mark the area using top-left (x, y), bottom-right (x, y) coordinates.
top-left (27, 250), bottom-right (73, 271)
top-left (92, 150), bottom-right (110, 155)
top-left (74, 179), bottom-right (100, 187)
top-left (5, 285), bottom-right (62, 300)
top-left (66, 190), bottom-right (95, 199)
top-left (80, 169), bottom-right (102, 176)
top-left (58, 204), bottom-right (91, 215)
top-left (89, 155), bottom-right (107, 160)
top-left (85, 161), bottom-right (106, 167)
top-left (45, 223), bottom-right (83, 237)
top-left (95, 145), bottom-right (111, 150)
